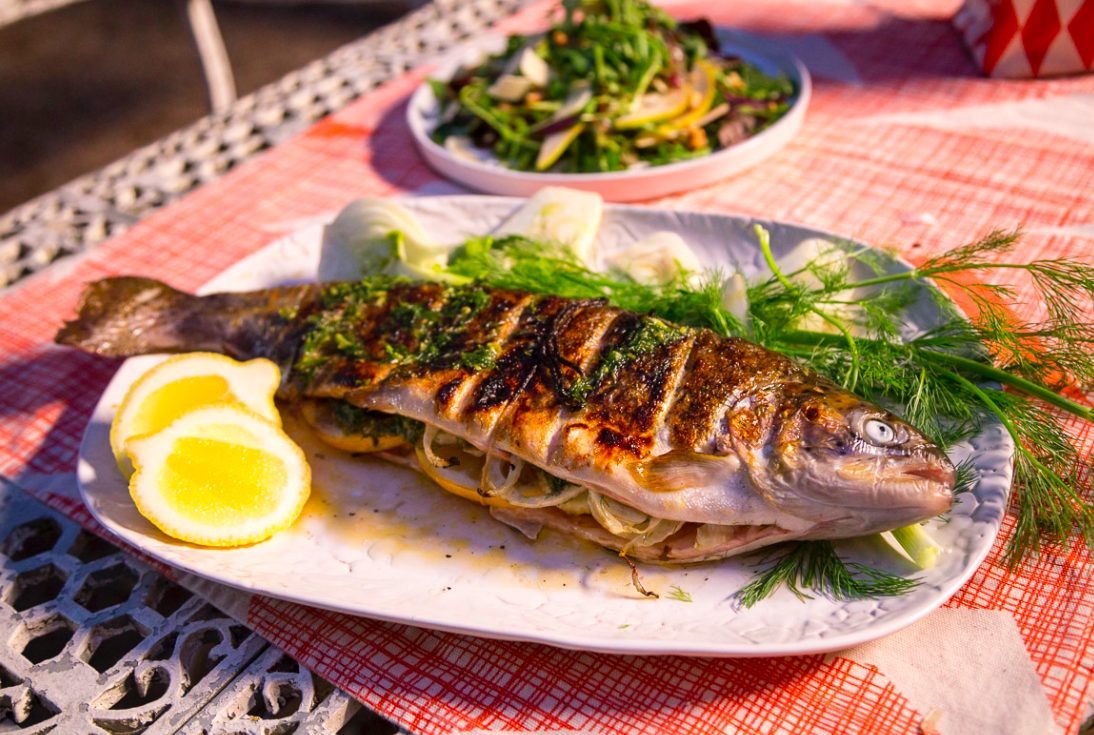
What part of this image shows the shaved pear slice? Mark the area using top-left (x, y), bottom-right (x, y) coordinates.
top-left (487, 74), bottom-right (534, 102)
top-left (656, 60), bottom-right (720, 134)
top-left (518, 47), bottom-right (550, 86)
top-left (534, 122), bottom-right (585, 171)
top-left (614, 87), bottom-right (690, 129)
top-left (531, 83), bottom-right (592, 134)
top-left (555, 83), bottom-right (592, 118)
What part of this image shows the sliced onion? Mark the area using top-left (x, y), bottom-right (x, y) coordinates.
top-left (586, 491), bottom-right (683, 546)
top-left (508, 472), bottom-right (586, 509)
top-left (480, 450), bottom-right (523, 498)
top-left (421, 425), bottom-right (458, 469)
top-left (478, 453), bottom-right (587, 509)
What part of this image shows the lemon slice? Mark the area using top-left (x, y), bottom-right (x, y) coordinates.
top-left (111, 353), bottom-right (281, 475)
top-left (126, 405), bottom-right (310, 547)
top-left (414, 441), bottom-right (503, 506)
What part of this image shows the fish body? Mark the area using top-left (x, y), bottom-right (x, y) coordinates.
top-left (58, 276), bottom-right (955, 562)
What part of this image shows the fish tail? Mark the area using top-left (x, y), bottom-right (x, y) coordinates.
top-left (55, 276), bottom-right (221, 357)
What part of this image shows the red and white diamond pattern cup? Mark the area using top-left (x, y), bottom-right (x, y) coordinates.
top-left (956, 0), bottom-right (1094, 77)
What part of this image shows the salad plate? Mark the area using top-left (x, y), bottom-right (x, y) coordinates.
top-left (407, 28), bottom-right (811, 202)
top-left (76, 197), bottom-right (1011, 657)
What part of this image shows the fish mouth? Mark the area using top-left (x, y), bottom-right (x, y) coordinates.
top-left (902, 464), bottom-right (954, 485)
top-left (825, 458), bottom-right (955, 518)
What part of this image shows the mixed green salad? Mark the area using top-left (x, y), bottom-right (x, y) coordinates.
top-left (428, 0), bottom-right (796, 173)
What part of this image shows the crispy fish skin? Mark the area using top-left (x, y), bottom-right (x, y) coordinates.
top-left (57, 276), bottom-right (955, 561)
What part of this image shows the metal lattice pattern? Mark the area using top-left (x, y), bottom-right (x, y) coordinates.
top-left (0, 0), bottom-right (532, 288)
top-left (0, 482), bottom-right (400, 734)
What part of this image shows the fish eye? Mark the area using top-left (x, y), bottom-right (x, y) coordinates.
top-left (863, 418), bottom-right (900, 446)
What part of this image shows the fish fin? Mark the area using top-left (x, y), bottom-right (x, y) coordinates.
top-left (631, 450), bottom-right (740, 493)
top-left (54, 277), bottom-right (208, 357)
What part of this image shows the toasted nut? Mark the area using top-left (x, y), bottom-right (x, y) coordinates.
top-left (687, 127), bottom-right (708, 150)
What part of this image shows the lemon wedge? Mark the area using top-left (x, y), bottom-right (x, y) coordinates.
top-left (111, 353), bottom-right (281, 476)
top-left (126, 404), bottom-right (310, 547)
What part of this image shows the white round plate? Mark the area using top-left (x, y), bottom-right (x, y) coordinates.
top-left (77, 198), bottom-right (1012, 657)
top-left (407, 31), bottom-right (811, 202)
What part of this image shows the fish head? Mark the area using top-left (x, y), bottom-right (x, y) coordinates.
top-left (743, 383), bottom-right (955, 536)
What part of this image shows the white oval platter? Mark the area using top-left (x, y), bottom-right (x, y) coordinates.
top-left (407, 30), bottom-right (811, 202)
top-left (77, 197), bottom-right (1012, 657)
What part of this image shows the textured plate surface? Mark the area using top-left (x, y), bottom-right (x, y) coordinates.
top-left (407, 30), bottom-right (811, 202)
top-left (77, 197), bottom-right (1012, 657)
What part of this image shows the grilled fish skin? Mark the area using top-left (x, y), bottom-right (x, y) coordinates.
top-left (57, 276), bottom-right (955, 562)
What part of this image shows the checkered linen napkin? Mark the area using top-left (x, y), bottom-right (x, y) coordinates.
top-left (955, 0), bottom-right (1094, 77)
top-left (2, 0), bottom-right (1092, 733)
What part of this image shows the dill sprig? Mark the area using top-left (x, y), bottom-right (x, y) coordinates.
top-left (736, 541), bottom-right (919, 609)
top-left (441, 227), bottom-right (1094, 602)
top-left (749, 228), bottom-right (1094, 567)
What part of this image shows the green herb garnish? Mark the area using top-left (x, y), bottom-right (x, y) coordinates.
top-left (736, 542), bottom-right (919, 608)
top-left (666, 586), bottom-right (693, 602)
top-left (440, 227), bottom-right (1094, 605)
top-left (564, 316), bottom-right (686, 407)
top-left (330, 401), bottom-right (424, 445)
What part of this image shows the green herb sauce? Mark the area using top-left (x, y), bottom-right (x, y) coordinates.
top-left (330, 401), bottom-right (424, 445)
top-left (565, 316), bottom-right (687, 406)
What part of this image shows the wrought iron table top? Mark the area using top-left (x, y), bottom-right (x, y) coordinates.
top-left (0, 1), bottom-right (529, 731)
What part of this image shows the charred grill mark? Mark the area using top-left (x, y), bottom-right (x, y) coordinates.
top-left (495, 301), bottom-right (620, 455)
top-left (665, 332), bottom-right (802, 450)
top-left (471, 342), bottom-right (537, 411)
top-left (584, 328), bottom-right (693, 435)
top-left (433, 290), bottom-right (536, 421)
top-left (556, 303), bottom-right (621, 372)
top-left (467, 295), bottom-right (568, 413)
top-left (541, 299), bottom-right (606, 408)
top-left (595, 427), bottom-right (648, 456)
top-left (374, 282), bottom-right (450, 365)
top-left (558, 313), bottom-right (692, 459)
top-left (564, 311), bottom-right (643, 404)
top-left (436, 377), bottom-right (465, 410)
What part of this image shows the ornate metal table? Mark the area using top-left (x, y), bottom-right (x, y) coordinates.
top-left (0, 1), bottom-right (528, 731)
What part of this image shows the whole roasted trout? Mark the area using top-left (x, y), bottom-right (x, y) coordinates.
top-left (57, 276), bottom-right (955, 563)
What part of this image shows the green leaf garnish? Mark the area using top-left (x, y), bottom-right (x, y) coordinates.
top-left (666, 586), bottom-right (693, 602)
